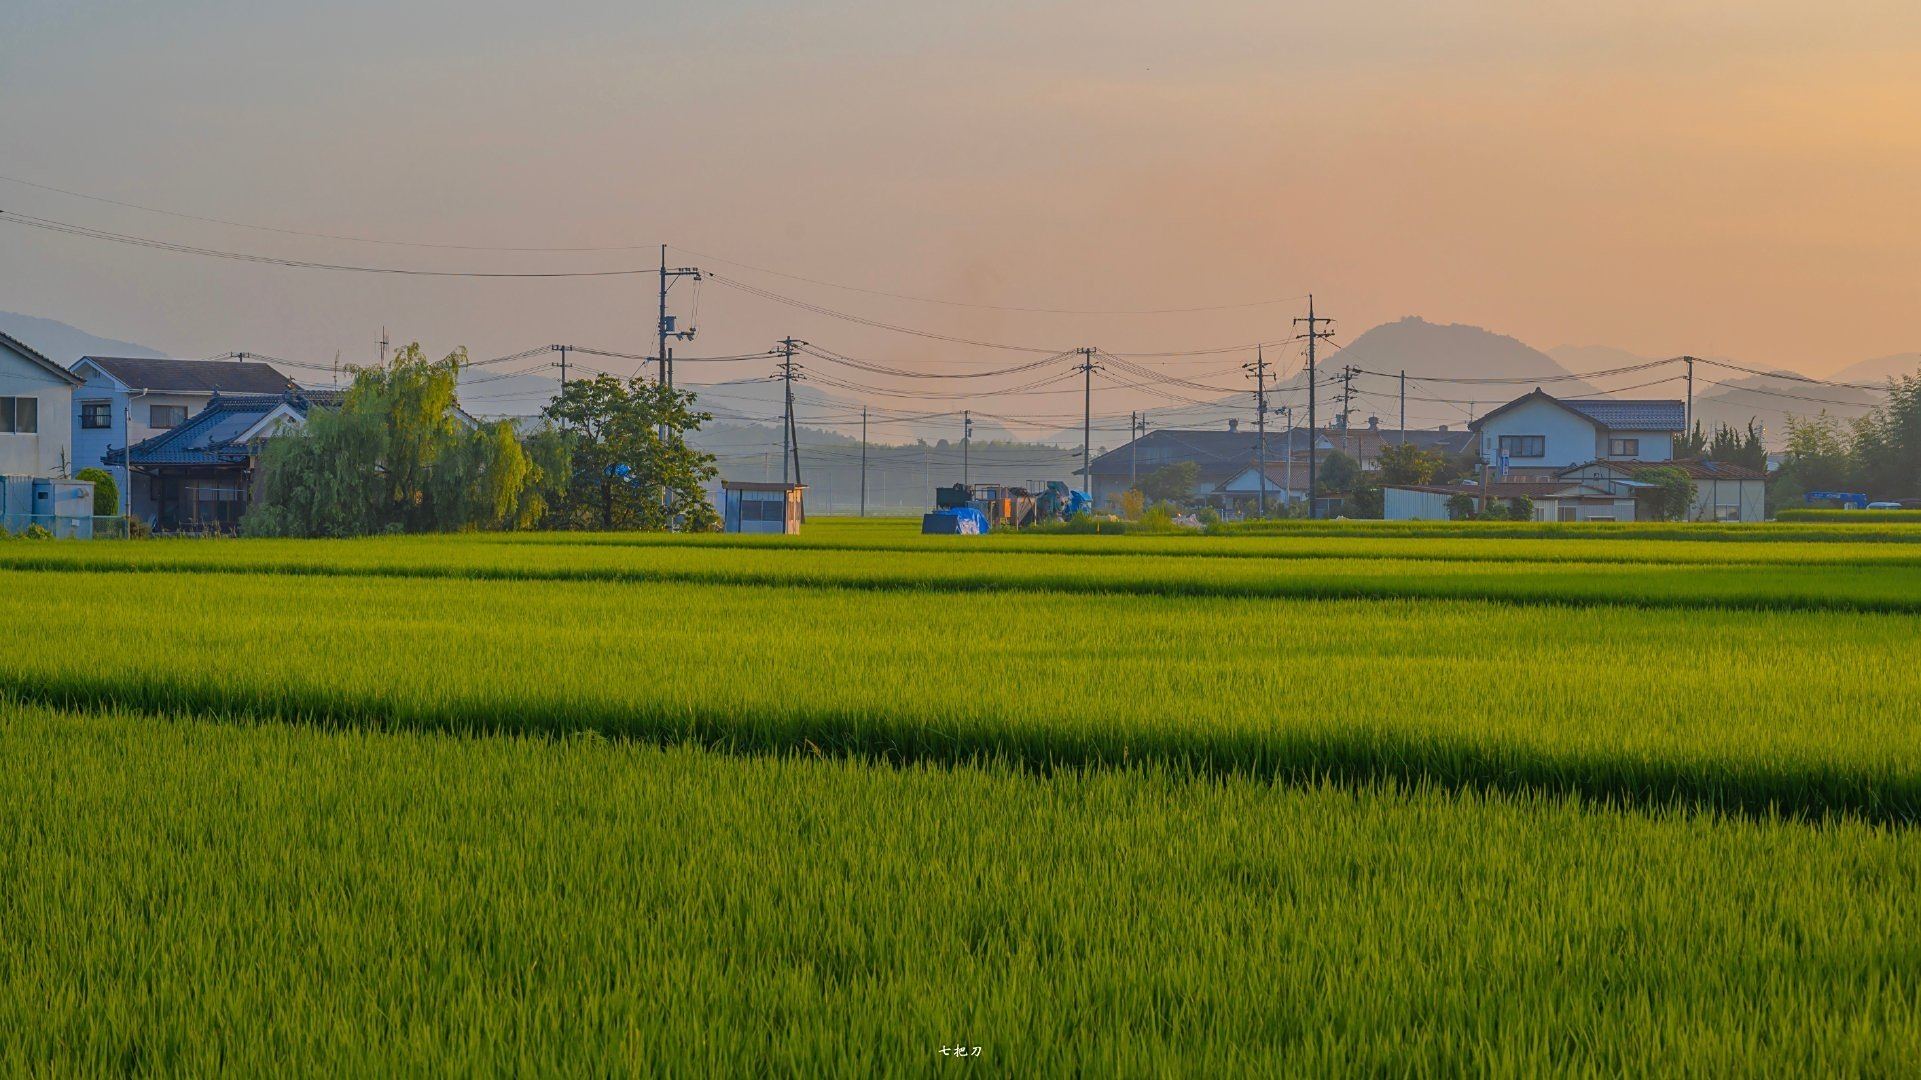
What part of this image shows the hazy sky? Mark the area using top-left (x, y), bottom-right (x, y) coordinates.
top-left (4, 0), bottom-right (1917, 411)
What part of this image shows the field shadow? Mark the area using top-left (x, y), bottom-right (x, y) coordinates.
top-left (5, 676), bottom-right (1914, 829)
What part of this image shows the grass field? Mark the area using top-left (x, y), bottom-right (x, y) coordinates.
top-left (3, 518), bottom-right (1917, 1073)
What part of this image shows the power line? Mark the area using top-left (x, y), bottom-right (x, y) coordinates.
top-left (670, 243), bottom-right (1309, 315)
top-left (0, 210), bottom-right (662, 277)
top-left (0, 172), bottom-right (661, 253)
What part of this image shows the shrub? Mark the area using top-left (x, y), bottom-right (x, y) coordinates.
top-left (75, 468), bottom-right (118, 516)
top-left (1775, 509), bottom-right (1920, 523)
top-left (1633, 467), bottom-right (1697, 522)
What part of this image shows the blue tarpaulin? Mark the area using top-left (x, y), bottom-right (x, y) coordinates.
top-left (921, 508), bottom-right (991, 534)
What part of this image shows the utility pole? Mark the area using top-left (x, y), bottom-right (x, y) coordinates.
top-left (656, 245), bottom-right (701, 391)
top-left (378, 327), bottom-right (389, 367)
top-left (1399, 370), bottom-right (1407, 444)
top-left (1294, 296), bottom-right (1333, 519)
top-left (1129, 410), bottom-right (1138, 489)
top-left (962, 410), bottom-right (973, 487)
top-left (1684, 355), bottom-right (1696, 434)
top-left (1338, 364), bottom-right (1358, 458)
top-left (555, 344), bottom-right (569, 392)
top-left (1079, 347), bottom-right (1098, 498)
top-left (860, 406), bottom-right (868, 517)
top-left (1280, 405), bottom-right (1294, 511)
top-left (778, 337), bottom-right (804, 485)
top-left (1246, 347), bottom-right (1270, 518)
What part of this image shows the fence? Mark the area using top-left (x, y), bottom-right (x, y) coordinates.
top-left (0, 515), bottom-right (131, 540)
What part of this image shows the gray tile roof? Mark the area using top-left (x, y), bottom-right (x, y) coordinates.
top-left (105, 389), bottom-right (343, 467)
top-left (78, 356), bottom-right (295, 394)
top-left (1559, 398), bottom-right (1688, 432)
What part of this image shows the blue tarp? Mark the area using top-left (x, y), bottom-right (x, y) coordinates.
top-left (921, 508), bottom-right (990, 535)
top-left (1066, 490), bottom-right (1092, 516)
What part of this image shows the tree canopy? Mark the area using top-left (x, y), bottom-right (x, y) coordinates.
top-left (1137, 462), bottom-right (1200, 505)
top-left (244, 344), bottom-right (549, 537)
top-left (1375, 443), bottom-right (1441, 486)
top-left (540, 374), bottom-right (720, 531)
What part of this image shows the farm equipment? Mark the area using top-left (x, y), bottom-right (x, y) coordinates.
top-left (1805, 491), bottom-right (1870, 510)
top-left (923, 481), bottom-right (1092, 533)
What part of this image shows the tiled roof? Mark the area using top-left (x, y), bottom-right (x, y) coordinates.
top-left (1384, 481), bottom-right (1612, 499)
top-left (1470, 389), bottom-right (1686, 433)
top-left (1559, 398), bottom-right (1687, 432)
top-left (1562, 458), bottom-right (1768, 481)
top-left (77, 356), bottom-right (295, 394)
top-left (105, 389), bottom-right (342, 467)
top-left (0, 330), bottom-right (84, 385)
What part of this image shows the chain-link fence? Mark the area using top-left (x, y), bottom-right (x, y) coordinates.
top-left (0, 514), bottom-right (133, 540)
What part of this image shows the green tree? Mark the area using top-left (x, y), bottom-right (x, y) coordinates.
top-left (246, 344), bottom-right (546, 536)
top-left (1375, 443), bottom-right (1440, 485)
top-left (1347, 483), bottom-right (1384, 518)
top-left (1315, 451), bottom-right (1361, 494)
top-left (1705, 421), bottom-right (1768, 470)
top-left (1444, 493), bottom-right (1477, 520)
top-left (1675, 421), bottom-right (1709, 459)
top-left (1137, 461), bottom-right (1199, 505)
top-left (1633, 466), bottom-right (1696, 521)
top-left (1850, 373), bottom-right (1921, 500)
top-left (1769, 412), bottom-right (1858, 509)
top-left (542, 374), bottom-right (719, 531)
top-left (75, 467), bottom-right (118, 516)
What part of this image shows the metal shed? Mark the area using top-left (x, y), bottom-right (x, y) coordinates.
top-left (721, 481), bottom-right (806, 535)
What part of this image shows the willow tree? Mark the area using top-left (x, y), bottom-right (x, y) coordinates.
top-left (244, 344), bottom-right (552, 536)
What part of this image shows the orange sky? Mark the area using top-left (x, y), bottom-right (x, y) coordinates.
top-left (2, 0), bottom-right (1916, 389)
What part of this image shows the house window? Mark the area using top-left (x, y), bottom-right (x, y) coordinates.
top-left (1498, 435), bottom-right (1545, 459)
top-left (150, 404), bottom-right (189, 429)
top-left (80, 400), bottom-right (113, 429)
top-left (0, 396), bottom-right (38, 434)
top-left (1608, 438), bottom-right (1639, 457)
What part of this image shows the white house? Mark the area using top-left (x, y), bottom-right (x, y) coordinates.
top-left (1469, 389), bottom-right (1684, 474)
top-left (1384, 481), bottom-right (1638, 522)
top-left (1558, 460), bottom-right (1768, 522)
top-left (0, 330), bottom-right (84, 478)
top-left (69, 356), bottom-right (295, 516)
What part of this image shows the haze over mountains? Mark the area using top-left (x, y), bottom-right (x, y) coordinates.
top-left (0, 310), bottom-right (165, 366)
top-left (5, 310), bottom-right (1910, 450)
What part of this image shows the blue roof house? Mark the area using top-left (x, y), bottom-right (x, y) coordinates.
top-left (70, 355), bottom-right (295, 517)
top-left (105, 389), bottom-right (340, 531)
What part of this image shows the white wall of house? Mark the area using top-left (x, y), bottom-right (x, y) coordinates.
top-left (1215, 467), bottom-right (1305, 507)
top-left (0, 349), bottom-right (75, 477)
top-left (1537, 497), bottom-right (1639, 522)
top-left (1477, 398), bottom-right (1603, 471)
top-left (1595, 429), bottom-right (1675, 462)
top-left (1688, 478), bottom-right (1766, 522)
top-left (1383, 488), bottom-right (1454, 520)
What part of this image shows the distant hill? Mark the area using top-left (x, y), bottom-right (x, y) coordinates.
top-left (1550, 343), bottom-right (1890, 439)
top-left (1829, 353), bottom-right (1921, 387)
top-left (0, 311), bottom-right (166, 366)
top-left (1340, 318), bottom-right (1601, 399)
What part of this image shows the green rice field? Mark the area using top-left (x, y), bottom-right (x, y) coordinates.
top-left (3, 517), bottom-right (1918, 1073)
